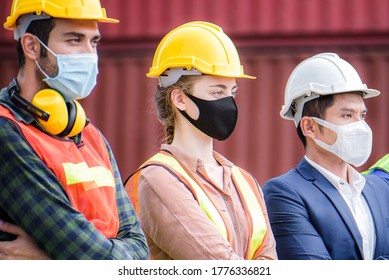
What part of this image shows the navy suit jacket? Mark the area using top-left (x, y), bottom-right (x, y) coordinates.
top-left (263, 158), bottom-right (389, 260)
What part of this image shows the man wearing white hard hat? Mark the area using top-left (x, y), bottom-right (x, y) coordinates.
top-left (263, 53), bottom-right (389, 259)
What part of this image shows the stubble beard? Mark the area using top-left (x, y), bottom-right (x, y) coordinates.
top-left (35, 54), bottom-right (59, 90)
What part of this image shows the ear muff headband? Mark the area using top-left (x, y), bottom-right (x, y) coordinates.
top-left (60, 100), bottom-right (77, 137)
top-left (59, 100), bottom-right (87, 137)
top-left (8, 78), bottom-right (50, 121)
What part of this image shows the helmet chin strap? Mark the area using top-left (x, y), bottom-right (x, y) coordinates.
top-left (292, 92), bottom-right (320, 126)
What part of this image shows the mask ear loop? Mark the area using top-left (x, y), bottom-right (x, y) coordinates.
top-left (34, 36), bottom-right (57, 57)
top-left (34, 36), bottom-right (58, 79)
top-left (310, 116), bottom-right (340, 141)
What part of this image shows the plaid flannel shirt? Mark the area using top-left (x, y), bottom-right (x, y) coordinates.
top-left (0, 87), bottom-right (149, 259)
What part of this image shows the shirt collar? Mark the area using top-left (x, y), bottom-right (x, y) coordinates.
top-left (304, 155), bottom-right (366, 195)
top-left (161, 144), bottom-right (234, 172)
top-left (0, 87), bottom-right (37, 125)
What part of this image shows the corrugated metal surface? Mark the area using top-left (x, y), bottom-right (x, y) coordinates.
top-left (2, 0), bottom-right (389, 39)
top-left (1, 0), bottom-right (389, 186)
top-left (98, 0), bottom-right (389, 37)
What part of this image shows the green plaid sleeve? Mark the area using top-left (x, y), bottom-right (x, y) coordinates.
top-left (100, 134), bottom-right (150, 260)
top-left (0, 116), bottom-right (149, 259)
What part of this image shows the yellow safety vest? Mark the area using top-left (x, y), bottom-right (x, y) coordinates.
top-left (125, 151), bottom-right (267, 259)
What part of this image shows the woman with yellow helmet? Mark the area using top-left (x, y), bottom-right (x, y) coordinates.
top-left (125, 21), bottom-right (277, 260)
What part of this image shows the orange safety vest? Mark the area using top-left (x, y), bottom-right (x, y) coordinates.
top-left (125, 150), bottom-right (267, 259)
top-left (0, 106), bottom-right (119, 238)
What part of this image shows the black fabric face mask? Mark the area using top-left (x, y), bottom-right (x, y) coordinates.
top-left (178, 93), bottom-right (238, 141)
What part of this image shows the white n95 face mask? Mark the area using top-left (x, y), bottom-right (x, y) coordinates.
top-left (35, 37), bottom-right (99, 101)
top-left (311, 117), bottom-right (372, 167)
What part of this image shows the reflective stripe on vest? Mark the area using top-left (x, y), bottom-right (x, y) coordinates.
top-left (139, 151), bottom-right (267, 259)
top-left (143, 152), bottom-right (228, 240)
top-left (0, 106), bottom-right (120, 238)
top-left (231, 166), bottom-right (267, 260)
top-left (63, 163), bottom-right (115, 190)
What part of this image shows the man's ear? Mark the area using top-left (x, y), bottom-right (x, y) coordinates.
top-left (171, 89), bottom-right (187, 111)
top-left (20, 33), bottom-right (41, 61)
top-left (300, 116), bottom-right (318, 140)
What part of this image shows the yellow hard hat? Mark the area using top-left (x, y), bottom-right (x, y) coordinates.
top-left (4, 0), bottom-right (118, 31)
top-left (147, 21), bottom-right (255, 86)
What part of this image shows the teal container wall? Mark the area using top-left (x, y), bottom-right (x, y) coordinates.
top-left (1, 0), bottom-right (389, 185)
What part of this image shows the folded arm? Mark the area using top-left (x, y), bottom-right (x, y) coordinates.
top-left (0, 118), bottom-right (149, 259)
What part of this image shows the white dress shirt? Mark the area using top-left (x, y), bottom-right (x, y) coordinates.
top-left (305, 156), bottom-right (376, 259)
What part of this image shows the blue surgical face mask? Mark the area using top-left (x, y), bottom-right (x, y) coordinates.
top-left (34, 36), bottom-right (99, 101)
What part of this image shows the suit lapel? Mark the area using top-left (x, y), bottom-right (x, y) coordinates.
top-left (297, 158), bottom-right (364, 257)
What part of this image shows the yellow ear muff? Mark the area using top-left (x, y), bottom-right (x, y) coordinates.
top-left (31, 89), bottom-right (86, 137)
top-left (68, 100), bottom-right (86, 137)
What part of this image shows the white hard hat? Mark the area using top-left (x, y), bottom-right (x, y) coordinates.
top-left (280, 53), bottom-right (380, 126)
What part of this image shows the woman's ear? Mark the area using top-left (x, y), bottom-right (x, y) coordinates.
top-left (20, 33), bottom-right (41, 61)
top-left (171, 89), bottom-right (187, 111)
top-left (300, 116), bottom-right (318, 140)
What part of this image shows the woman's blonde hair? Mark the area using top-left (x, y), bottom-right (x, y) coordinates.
top-left (154, 75), bottom-right (203, 144)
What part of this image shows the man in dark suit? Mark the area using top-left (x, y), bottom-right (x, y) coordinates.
top-left (263, 53), bottom-right (389, 260)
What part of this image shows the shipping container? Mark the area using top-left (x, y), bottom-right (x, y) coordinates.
top-left (1, 0), bottom-right (389, 185)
